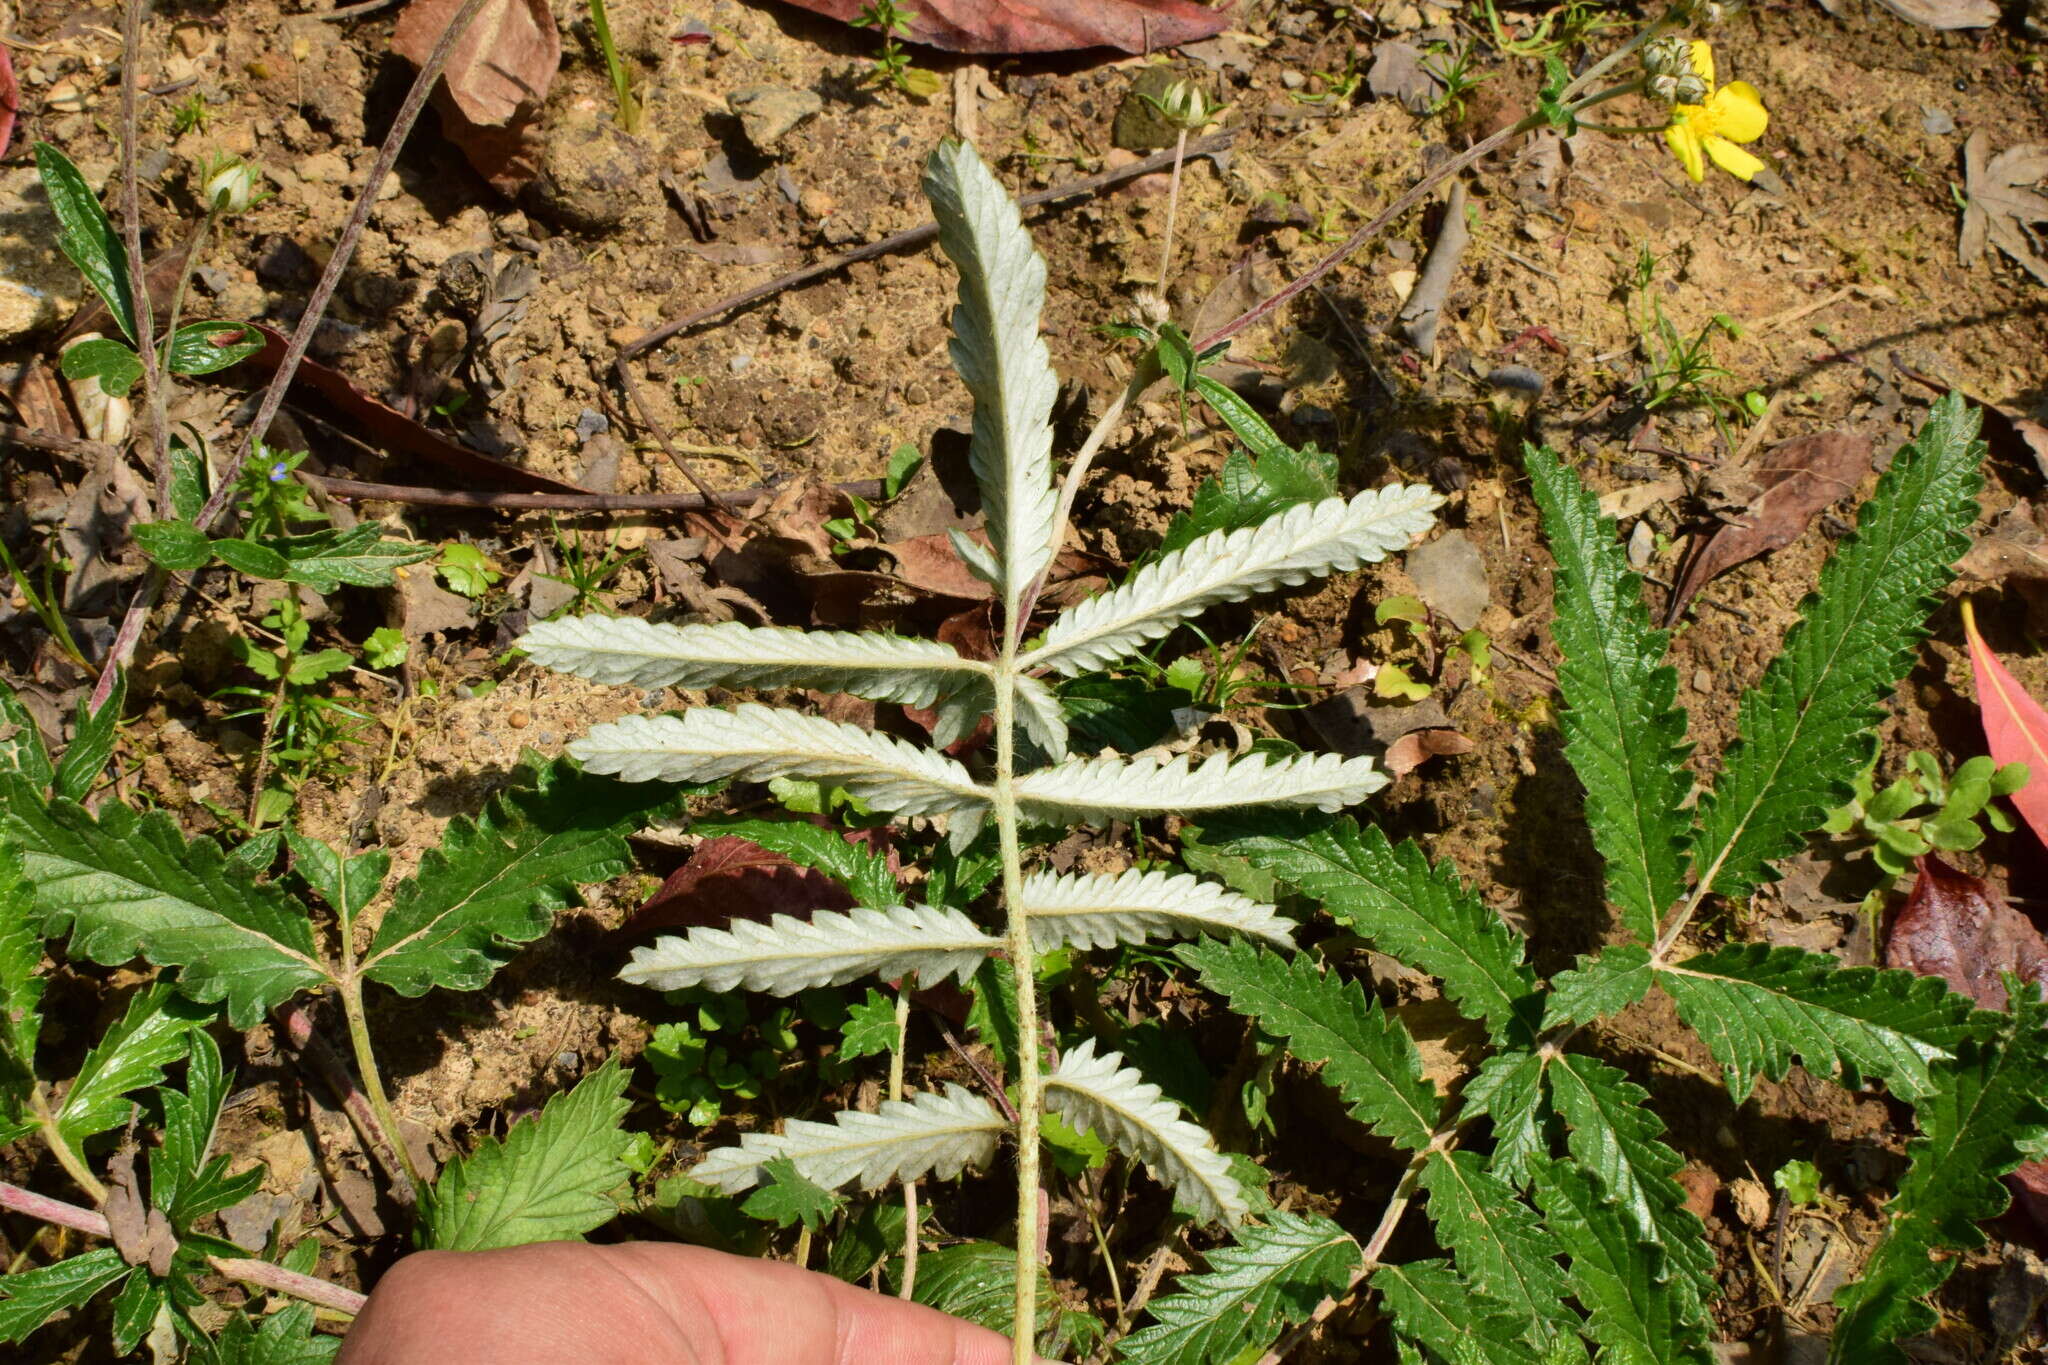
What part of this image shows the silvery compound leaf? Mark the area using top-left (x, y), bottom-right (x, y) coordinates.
top-left (1019, 867), bottom-right (1295, 951)
top-left (520, 616), bottom-right (991, 710)
top-left (1014, 749), bottom-right (1386, 826)
top-left (1045, 1039), bottom-right (1245, 1225)
top-left (691, 1082), bottom-right (1006, 1194)
top-left (1024, 485), bottom-right (1442, 676)
top-left (1012, 674), bottom-right (1070, 758)
top-left (570, 705), bottom-right (987, 818)
top-left (923, 141), bottom-right (1059, 607)
top-left (619, 904), bottom-right (999, 994)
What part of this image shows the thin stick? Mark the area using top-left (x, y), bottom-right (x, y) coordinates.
top-left (0, 1181), bottom-right (368, 1317)
top-left (891, 986), bottom-right (919, 1300)
top-left (117, 0), bottom-right (163, 506)
top-left (1154, 127), bottom-right (1187, 289)
top-left (87, 0), bottom-right (495, 711)
top-left (619, 133), bottom-right (1236, 360)
top-left (306, 473), bottom-right (886, 512)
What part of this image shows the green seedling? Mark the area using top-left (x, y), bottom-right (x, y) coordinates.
top-left (586, 0), bottom-right (640, 132)
top-left (1824, 751), bottom-right (2028, 878)
top-left (851, 0), bottom-right (940, 100)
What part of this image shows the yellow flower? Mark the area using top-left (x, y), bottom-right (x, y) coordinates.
top-left (1663, 40), bottom-right (1768, 182)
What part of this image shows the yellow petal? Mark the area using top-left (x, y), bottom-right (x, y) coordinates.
top-left (1705, 134), bottom-right (1765, 181)
top-left (1709, 81), bottom-right (1768, 144)
top-left (1666, 120), bottom-right (1707, 182)
top-left (1687, 39), bottom-right (1716, 88)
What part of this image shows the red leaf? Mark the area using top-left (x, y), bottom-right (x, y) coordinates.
top-left (1963, 598), bottom-right (2048, 850)
top-left (0, 42), bottom-right (16, 160)
top-left (1885, 854), bottom-right (2048, 1011)
top-left (622, 835), bottom-right (855, 940)
top-left (1664, 432), bottom-right (1873, 625)
top-left (392, 0), bottom-right (559, 191)
top-left (775, 0), bottom-right (1231, 54)
top-left (1384, 728), bottom-right (1475, 777)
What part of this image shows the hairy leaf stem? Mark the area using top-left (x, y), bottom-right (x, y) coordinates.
top-left (334, 876), bottom-right (423, 1199)
top-left (994, 618), bottom-right (1044, 1365)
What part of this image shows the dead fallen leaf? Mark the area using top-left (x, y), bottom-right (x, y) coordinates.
top-left (1367, 41), bottom-right (1444, 116)
top-left (104, 1142), bottom-right (178, 1277)
top-left (1, 357), bottom-right (80, 438)
top-left (772, 0), bottom-right (1230, 54)
top-left (886, 532), bottom-right (997, 601)
top-left (392, 0), bottom-right (558, 191)
top-left (1874, 0), bottom-right (1999, 27)
top-left (1961, 131), bottom-right (2048, 287)
top-left (1663, 432), bottom-right (1873, 626)
top-left (1384, 728), bottom-right (1475, 776)
top-left (622, 832), bottom-right (859, 940)
top-left (1886, 854), bottom-right (2048, 1011)
top-left (0, 44), bottom-right (14, 160)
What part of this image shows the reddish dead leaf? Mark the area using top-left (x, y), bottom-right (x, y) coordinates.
top-left (1663, 432), bottom-right (1874, 626)
top-left (1885, 854), bottom-right (2048, 1011)
top-left (392, 0), bottom-right (558, 191)
top-left (1963, 599), bottom-right (2048, 850)
top-left (903, 605), bottom-right (997, 753)
top-left (0, 42), bottom-right (16, 160)
top-left (775, 0), bottom-right (1230, 54)
top-left (1384, 728), bottom-right (1475, 777)
top-left (239, 324), bottom-right (588, 495)
top-left (886, 532), bottom-right (997, 601)
top-left (3, 357), bottom-right (80, 439)
top-left (622, 834), bottom-right (857, 940)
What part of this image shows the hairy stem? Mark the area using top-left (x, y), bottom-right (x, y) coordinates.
top-left (0, 1181), bottom-right (368, 1316)
top-left (148, 206), bottom-right (218, 466)
top-left (117, 0), bottom-right (162, 497)
top-left (994, 624), bottom-right (1043, 1365)
top-left (892, 985), bottom-right (920, 1300)
top-left (334, 872), bottom-right (422, 1198)
top-left (30, 1087), bottom-right (107, 1204)
top-left (1155, 128), bottom-right (1186, 292)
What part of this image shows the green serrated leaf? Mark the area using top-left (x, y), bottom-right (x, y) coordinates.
top-left (1, 774), bottom-right (327, 1028)
top-left (1155, 435), bottom-right (1338, 560)
top-left (361, 760), bottom-right (683, 995)
top-left (840, 987), bottom-right (899, 1061)
top-left (0, 844), bottom-right (43, 1129)
top-left (1692, 394), bottom-right (1984, 903)
top-left (134, 519), bottom-right (214, 573)
top-left (691, 817), bottom-right (896, 908)
top-left (826, 1197), bottom-right (907, 1284)
top-left (1420, 1150), bottom-right (1579, 1351)
top-left (0, 679), bottom-right (53, 790)
top-left (1545, 1051), bottom-right (1715, 1307)
top-left (1526, 448), bottom-right (1693, 944)
top-left (282, 830), bottom-right (389, 922)
top-left (967, 957), bottom-right (1018, 1076)
top-left (1659, 945), bottom-right (1984, 1102)
top-left (57, 982), bottom-right (212, 1148)
top-left (1544, 945), bottom-right (1655, 1029)
top-left (1464, 1050), bottom-right (1550, 1186)
top-left (1829, 997), bottom-right (2048, 1364)
top-left (1531, 1160), bottom-right (1712, 1365)
top-left (1118, 1212), bottom-right (1361, 1365)
top-left (270, 525), bottom-right (438, 593)
top-left (419, 1059), bottom-right (632, 1251)
top-left (742, 1155), bottom-right (847, 1229)
top-left (1372, 1260), bottom-right (1541, 1365)
top-left (888, 1240), bottom-right (1103, 1360)
top-left (164, 321), bottom-right (262, 376)
top-left (205, 1303), bottom-right (340, 1365)
top-left (1058, 672), bottom-right (1193, 753)
top-left (50, 671), bottom-right (125, 803)
top-left (0, 1246), bottom-right (130, 1344)
top-left (152, 1030), bottom-right (264, 1227)
top-left (34, 143), bottom-right (135, 342)
top-left (212, 538), bottom-right (294, 581)
top-left (1196, 812), bottom-right (1539, 1043)
top-left (59, 336), bottom-right (143, 397)
top-left (107, 1262), bottom-right (162, 1355)
top-left (166, 442), bottom-right (207, 523)
top-left (1176, 938), bottom-right (1439, 1152)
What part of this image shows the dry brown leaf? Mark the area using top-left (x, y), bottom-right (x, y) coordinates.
top-left (1873, 0), bottom-right (1999, 27)
top-left (1885, 854), bottom-right (2048, 1011)
top-left (1663, 432), bottom-right (1873, 626)
top-left (1961, 131), bottom-right (2048, 287)
top-left (1384, 728), bottom-right (1475, 777)
top-left (773, 0), bottom-right (1230, 54)
top-left (392, 0), bottom-right (558, 190)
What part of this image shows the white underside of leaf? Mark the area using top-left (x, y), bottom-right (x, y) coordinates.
top-left (922, 141), bottom-right (1060, 607)
top-left (569, 705), bottom-right (987, 817)
top-left (691, 1082), bottom-right (1006, 1195)
top-left (520, 616), bottom-right (988, 708)
top-left (1019, 868), bottom-right (1295, 951)
top-left (1045, 1039), bottom-right (1246, 1225)
top-left (1014, 749), bottom-right (1386, 825)
top-left (1012, 675), bottom-right (1070, 759)
top-left (619, 904), bottom-right (999, 995)
top-left (1024, 485), bottom-right (1443, 676)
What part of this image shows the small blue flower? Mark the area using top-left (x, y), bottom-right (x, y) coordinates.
top-left (268, 461), bottom-right (289, 482)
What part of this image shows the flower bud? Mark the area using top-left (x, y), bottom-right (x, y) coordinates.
top-left (204, 158), bottom-right (259, 213)
top-left (1647, 72), bottom-right (1680, 104)
top-left (1642, 36), bottom-right (1690, 78)
top-left (1147, 78), bottom-right (1221, 132)
top-left (1673, 72), bottom-right (1709, 105)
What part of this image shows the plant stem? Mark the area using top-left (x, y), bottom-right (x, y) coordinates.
top-left (30, 1088), bottom-right (107, 1204)
top-left (116, 0), bottom-right (163, 498)
top-left (993, 620), bottom-right (1043, 1365)
top-left (0, 1181), bottom-right (368, 1316)
top-left (333, 870), bottom-right (421, 1198)
top-left (1154, 127), bottom-right (1187, 291)
top-left (891, 985), bottom-right (919, 1300)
